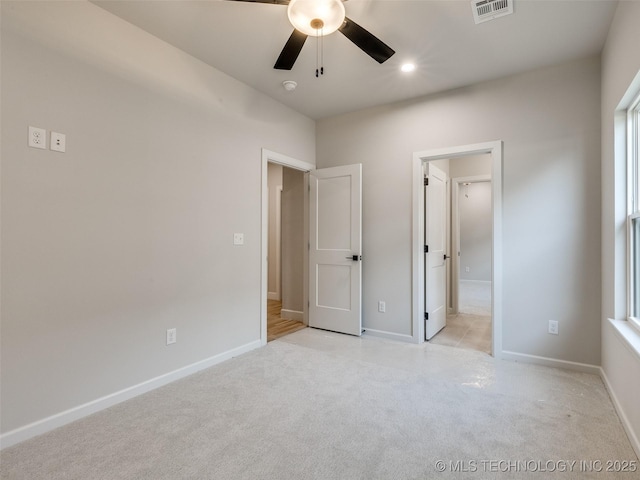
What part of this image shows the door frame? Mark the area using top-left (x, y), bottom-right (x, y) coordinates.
top-left (451, 175), bottom-right (491, 314)
top-left (412, 141), bottom-right (503, 357)
top-left (261, 149), bottom-right (314, 346)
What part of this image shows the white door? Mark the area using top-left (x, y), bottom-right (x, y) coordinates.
top-left (309, 164), bottom-right (362, 336)
top-left (425, 163), bottom-right (448, 340)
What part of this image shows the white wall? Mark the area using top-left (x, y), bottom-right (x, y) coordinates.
top-left (317, 56), bottom-right (602, 366)
top-left (459, 181), bottom-right (491, 282)
top-left (600, 0), bottom-right (640, 458)
top-left (0, 1), bottom-right (315, 438)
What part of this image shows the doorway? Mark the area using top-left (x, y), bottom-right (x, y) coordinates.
top-left (412, 141), bottom-right (503, 357)
top-left (430, 163), bottom-right (492, 354)
top-left (266, 161), bottom-right (308, 342)
top-left (261, 150), bottom-right (364, 344)
top-left (261, 150), bottom-right (314, 346)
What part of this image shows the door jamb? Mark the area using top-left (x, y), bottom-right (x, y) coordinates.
top-left (412, 141), bottom-right (503, 357)
top-left (261, 149), bottom-right (314, 346)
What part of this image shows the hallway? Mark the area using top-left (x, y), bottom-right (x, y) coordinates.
top-left (267, 300), bottom-right (306, 342)
top-left (429, 280), bottom-right (491, 354)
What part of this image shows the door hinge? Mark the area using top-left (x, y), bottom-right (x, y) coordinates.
top-left (424, 245), bottom-right (429, 253)
top-left (424, 312), bottom-right (429, 320)
top-left (424, 177), bottom-right (429, 186)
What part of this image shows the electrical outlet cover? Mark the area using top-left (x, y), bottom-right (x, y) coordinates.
top-left (50, 132), bottom-right (66, 153)
top-left (28, 126), bottom-right (46, 149)
top-left (166, 328), bottom-right (177, 345)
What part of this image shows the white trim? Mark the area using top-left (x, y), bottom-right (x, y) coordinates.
top-left (412, 141), bottom-right (503, 357)
top-left (363, 328), bottom-right (415, 343)
top-left (501, 350), bottom-right (601, 375)
top-left (261, 149), bottom-right (314, 346)
top-left (600, 367), bottom-right (640, 459)
top-left (459, 279), bottom-right (492, 285)
top-left (263, 149), bottom-right (315, 172)
top-left (617, 71), bottom-right (640, 324)
top-left (0, 340), bottom-right (261, 450)
top-left (627, 91), bottom-right (640, 323)
top-left (281, 309), bottom-right (304, 322)
top-left (608, 318), bottom-right (640, 362)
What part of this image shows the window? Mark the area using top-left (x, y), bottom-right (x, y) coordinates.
top-left (627, 91), bottom-right (640, 330)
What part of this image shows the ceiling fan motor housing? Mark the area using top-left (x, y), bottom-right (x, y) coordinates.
top-left (229, 0), bottom-right (395, 70)
top-left (287, 0), bottom-right (345, 36)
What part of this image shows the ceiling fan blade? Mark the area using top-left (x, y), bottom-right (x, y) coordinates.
top-left (274, 29), bottom-right (308, 70)
top-left (338, 16), bottom-right (395, 64)
top-left (226, 0), bottom-right (289, 4)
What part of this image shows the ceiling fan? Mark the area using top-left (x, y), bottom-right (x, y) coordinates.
top-left (229, 0), bottom-right (395, 71)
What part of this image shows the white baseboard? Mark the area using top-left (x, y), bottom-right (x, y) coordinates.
top-left (501, 350), bottom-right (601, 375)
top-left (363, 328), bottom-right (415, 343)
top-left (280, 309), bottom-right (303, 321)
top-left (459, 279), bottom-right (492, 285)
top-left (267, 292), bottom-right (280, 301)
top-left (0, 339), bottom-right (262, 450)
top-left (600, 367), bottom-right (640, 460)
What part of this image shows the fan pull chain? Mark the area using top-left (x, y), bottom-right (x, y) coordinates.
top-left (320, 28), bottom-right (324, 76)
top-left (315, 27), bottom-right (324, 78)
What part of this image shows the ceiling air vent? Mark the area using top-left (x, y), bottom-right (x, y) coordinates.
top-left (472, 0), bottom-right (513, 24)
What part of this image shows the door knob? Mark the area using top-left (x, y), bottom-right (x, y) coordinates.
top-left (346, 255), bottom-right (362, 261)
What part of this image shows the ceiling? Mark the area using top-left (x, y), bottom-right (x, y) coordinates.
top-left (92, 0), bottom-right (618, 120)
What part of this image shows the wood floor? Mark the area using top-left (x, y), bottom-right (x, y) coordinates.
top-left (267, 300), bottom-right (307, 342)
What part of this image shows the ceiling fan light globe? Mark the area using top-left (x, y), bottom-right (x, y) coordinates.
top-left (287, 0), bottom-right (346, 37)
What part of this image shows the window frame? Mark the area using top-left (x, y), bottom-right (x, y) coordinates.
top-left (627, 91), bottom-right (640, 332)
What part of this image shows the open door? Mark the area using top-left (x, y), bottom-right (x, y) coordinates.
top-left (425, 163), bottom-right (448, 340)
top-left (309, 164), bottom-right (362, 336)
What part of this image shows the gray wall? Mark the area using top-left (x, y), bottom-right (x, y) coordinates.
top-left (600, 1), bottom-right (640, 455)
top-left (281, 168), bottom-right (304, 314)
top-left (317, 56), bottom-right (602, 365)
top-left (459, 181), bottom-right (491, 282)
top-left (449, 154), bottom-right (492, 178)
top-left (267, 163), bottom-right (283, 298)
top-left (0, 2), bottom-right (315, 434)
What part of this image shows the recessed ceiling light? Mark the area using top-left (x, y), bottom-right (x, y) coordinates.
top-left (401, 63), bottom-right (416, 73)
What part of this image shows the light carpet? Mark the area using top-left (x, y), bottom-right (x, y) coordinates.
top-left (1, 329), bottom-right (637, 479)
